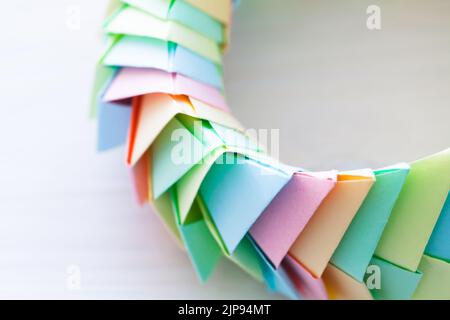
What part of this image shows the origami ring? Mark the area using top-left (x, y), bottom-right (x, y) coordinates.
top-left (93, 0), bottom-right (450, 299)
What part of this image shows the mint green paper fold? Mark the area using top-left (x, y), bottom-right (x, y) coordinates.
top-left (172, 192), bottom-right (222, 282)
top-left (366, 256), bottom-right (422, 300)
top-left (152, 117), bottom-right (222, 199)
top-left (331, 165), bottom-right (410, 281)
top-left (375, 149), bottom-right (450, 271)
top-left (122, 0), bottom-right (224, 43)
top-left (413, 255), bottom-right (450, 299)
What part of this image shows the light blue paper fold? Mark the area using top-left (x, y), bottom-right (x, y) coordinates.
top-left (97, 102), bottom-right (131, 151)
top-left (103, 36), bottom-right (223, 88)
top-left (200, 155), bottom-right (291, 253)
top-left (425, 192), bottom-right (450, 262)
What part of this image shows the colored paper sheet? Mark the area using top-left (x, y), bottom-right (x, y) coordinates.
top-left (173, 147), bottom-right (279, 225)
top-left (282, 255), bottom-right (328, 300)
top-left (375, 149), bottom-right (450, 272)
top-left (250, 172), bottom-right (337, 268)
top-left (131, 150), bottom-right (150, 204)
top-left (152, 113), bottom-right (262, 202)
top-left (289, 170), bottom-right (375, 278)
top-left (184, 0), bottom-right (231, 25)
top-left (322, 264), bottom-right (373, 300)
top-left (122, 0), bottom-right (224, 43)
top-left (425, 192), bottom-right (450, 262)
top-left (151, 117), bottom-right (223, 198)
top-left (230, 236), bottom-right (265, 283)
top-left (195, 194), bottom-right (229, 255)
top-left (97, 101), bottom-right (131, 151)
top-left (413, 255), bottom-right (450, 299)
top-left (331, 164), bottom-right (410, 281)
top-left (90, 65), bottom-right (118, 118)
top-left (248, 238), bottom-right (299, 300)
top-left (151, 191), bottom-right (183, 245)
top-left (105, 5), bottom-right (222, 64)
top-left (103, 36), bottom-right (223, 88)
top-left (208, 122), bottom-right (261, 152)
top-left (170, 0), bottom-right (224, 43)
top-left (125, 93), bottom-right (240, 167)
top-left (199, 154), bottom-right (291, 253)
top-left (103, 68), bottom-right (228, 111)
top-left (366, 256), bottom-right (422, 300)
top-left (173, 194), bottom-right (222, 282)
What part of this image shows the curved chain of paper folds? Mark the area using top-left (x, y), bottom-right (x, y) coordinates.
top-left (93, 0), bottom-right (450, 299)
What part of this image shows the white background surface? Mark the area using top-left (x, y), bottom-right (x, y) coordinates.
top-left (0, 0), bottom-right (448, 299)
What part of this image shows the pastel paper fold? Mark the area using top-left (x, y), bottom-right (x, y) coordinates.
top-left (122, 0), bottom-right (225, 43)
top-left (97, 101), bottom-right (131, 151)
top-left (103, 36), bottom-right (223, 88)
top-left (289, 170), bottom-right (375, 278)
top-left (375, 149), bottom-right (450, 272)
top-left (175, 197), bottom-right (222, 282)
top-left (331, 164), bottom-right (410, 281)
top-left (184, 0), bottom-right (232, 25)
top-left (282, 255), bottom-right (328, 300)
top-left (126, 94), bottom-right (240, 166)
top-left (131, 150), bottom-right (150, 204)
top-left (174, 148), bottom-right (286, 226)
top-left (250, 171), bottom-right (337, 268)
top-left (199, 154), bottom-right (291, 253)
top-left (413, 255), bottom-right (450, 299)
top-left (322, 264), bottom-right (373, 300)
top-left (105, 5), bottom-right (222, 64)
top-left (366, 256), bottom-right (422, 300)
top-left (103, 68), bottom-right (228, 111)
top-left (425, 192), bottom-right (450, 262)
top-left (151, 117), bottom-right (222, 198)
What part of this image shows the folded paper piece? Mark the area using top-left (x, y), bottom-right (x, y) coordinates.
top-left (375, 149), bottom-right (450, 272)
top-left (173, 194), bottom-right (222, 282)
top-left (365, 256), bottom-right (422, 300)
top-left (103, 68), bottom-right (228, 111)
top-left (184, 0), bottom-right (231, 25)
top-left (331, 164), bottom-right (410, 281)
top-left (126, 94), bottom-right (240, 166)
top-left (151, 117), bottom-right (222, 198)
top-left (289, 170), bottom-right (375, 278)
top-left (425, 192), bottom-right (450, 262)
top-left (255, 246), bottom-right (300, 300)
top-left (97, 101), bottom-right (131, 151)
top-left (131, 150), bottom-right (150, 204)
top-left (94, 0), bottom-right (450, 299)
top-left (322, 264), bottom-right (373, 300)
top-left (103, 36), bottom-right (223, 88)
top-left (250, 171), bottom-right (337, 268)
top-left (413, 255), bottom-right (450, 299)
top-left (105, 5), bottom-right (222, 64)
top-left (122, 0), bottom-right (225, 43)
top-left (282, 255), bottom-right (328, 300)
top-left (173, 147), bottom-right (277, 225)
top-left (200, 154), bottom-right (291, 253)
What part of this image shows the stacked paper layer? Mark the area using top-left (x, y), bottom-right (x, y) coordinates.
top-left (92, 0), bottom-right (450, 299)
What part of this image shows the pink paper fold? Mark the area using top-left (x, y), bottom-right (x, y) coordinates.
top-left (103, 68), bottom-right (229, 112)
top-left (250, 172), bottom-right (336, 267)
top-left (282, 255), bottom-right (328, 300)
